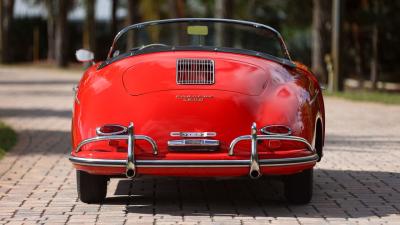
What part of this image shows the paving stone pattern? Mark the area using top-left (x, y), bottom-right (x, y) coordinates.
top-left (0, 67), bottom-right (399, 224)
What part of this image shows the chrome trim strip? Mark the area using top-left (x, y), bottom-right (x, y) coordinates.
top-left (69, 157), bottom-right (126, 167)
top-left (170, 132), bottom-right (217, 137)
top-left (310, 89), bottom-right (320, 105)
top-left (72, 85), bottom-right (80, 104)
top-left (69, 154), bottom-right (318, 168)
top-left (75, 134), bottom-right (158, 155)
top-left (137, 159), bottom-right (249, 167)
top-left (229, 134), bottom-right (315, 156)
top-left (259, 154), bottom-right (318, 165)
top-left (167, 139), bottom-right (219, 147)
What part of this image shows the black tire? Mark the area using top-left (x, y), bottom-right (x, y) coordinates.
top-left (76, 170), bottom-right (108, 203)
top-left (283, 168), bottom-right (313, 204)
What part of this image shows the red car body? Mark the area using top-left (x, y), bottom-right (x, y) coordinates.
top-left (69, 18), bottom-right (325, 204)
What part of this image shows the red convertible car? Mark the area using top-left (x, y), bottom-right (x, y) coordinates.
top-left (70, 18), bottom-right (325, 204)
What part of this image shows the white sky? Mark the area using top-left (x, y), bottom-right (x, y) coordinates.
top-left (13, 0), bottom-right (127, 21)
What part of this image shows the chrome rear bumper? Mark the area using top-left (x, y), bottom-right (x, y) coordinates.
top-left (69, 154), bottom-right (318, 167)
top-left (70, 122), bottom-right (316, 178)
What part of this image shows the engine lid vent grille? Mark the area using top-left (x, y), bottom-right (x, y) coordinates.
top-left (176, 58), bottom-right (215, 85)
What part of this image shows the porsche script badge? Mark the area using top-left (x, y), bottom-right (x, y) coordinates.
top-left (176, 95), bottom-right (213, 102)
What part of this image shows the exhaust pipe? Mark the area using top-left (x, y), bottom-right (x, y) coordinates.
top-left (249, 169), bottom-right (261, 179)
top-left (126, 162), bottom-right (136, 178)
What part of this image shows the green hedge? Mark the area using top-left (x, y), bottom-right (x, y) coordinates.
top-left (325, 91), bottom-right (400, 105)
top-left (0, 122), bottom-right (17, 159)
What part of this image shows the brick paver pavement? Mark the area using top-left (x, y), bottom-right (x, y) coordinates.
top-left (0, 66), bottom-right (399, 224)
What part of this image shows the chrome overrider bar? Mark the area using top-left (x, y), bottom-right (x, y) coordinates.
top-left (126, 122), bottom-right (135, 178)
top-left (74, 122), bottom-right (158, 178)
top-left (70, 122), bottom-right (317, 179)
top-left (228, 122), bottom-right (315, 179)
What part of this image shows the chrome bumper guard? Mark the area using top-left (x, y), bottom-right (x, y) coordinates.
top-left (74, 122), bottom-right (158, 178)
top-left (70, 122), bottom-right (316, 179)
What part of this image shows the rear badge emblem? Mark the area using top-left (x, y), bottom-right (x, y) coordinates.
top-left (170, 132), bottom-right (217, 137)
top-left (176, 95), bottom-right (213, 102)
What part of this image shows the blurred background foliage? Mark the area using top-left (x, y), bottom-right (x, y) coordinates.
top-left (0, 0), bottom-right (399, 93)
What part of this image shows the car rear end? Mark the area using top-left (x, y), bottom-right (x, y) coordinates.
top-left (70, 51), bottom-right (318, 180)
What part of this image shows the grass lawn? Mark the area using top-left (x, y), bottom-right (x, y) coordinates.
top-left (0, 122), bottom-right (17, 159)
top-left (324, 91), bottom-right (400, 105)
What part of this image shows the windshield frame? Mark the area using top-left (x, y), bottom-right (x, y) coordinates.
top-left (107, 18), bottom-right (292, 61)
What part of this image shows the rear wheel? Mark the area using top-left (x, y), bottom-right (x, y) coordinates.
top-left (283, 168), bottom-right (313, 204)
top-left (76, 170), bottom-right (108, 203)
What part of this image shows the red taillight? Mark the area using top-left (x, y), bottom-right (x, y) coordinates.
top-left (263, 139), bottom-right (307, 151)
top-left (96, 124), bottom-right (127, 136)
top-left (260, 125), bottom-right (291, 136)
top-left (268, 140), bottom-right (282, 149)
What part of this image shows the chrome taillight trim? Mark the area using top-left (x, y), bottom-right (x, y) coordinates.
top-left (259, 125), bottom-right (292, 136)
top-left (96, 124), bottom-right (128, 136)
top-left (176, 58), bottom-right (215, 85)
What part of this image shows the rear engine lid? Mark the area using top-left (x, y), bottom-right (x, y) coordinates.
top-left (122, 56), bottom-right (269, 96)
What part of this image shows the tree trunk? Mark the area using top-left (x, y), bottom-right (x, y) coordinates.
top-left (83, 0), bottom-right (96, 55)
top-left (140, 0), bottom-right (160, 42)
top-left (331, 0), bottom-right (345, 92)
top-left (168, 0), bottom-right (185, 45)
top-left (370, 1), bottom-right (380, 90)
top-left (351, 23), bottom-right (364, 88)
top-left (55, 0), bottom-right (69, 67)
top-left (311, 0), bottom-right (330, 84)
top-left (0, 1), bottom-right (3, 63)
top-left (215, 0), bottom-right (233, 19)
top-left (176, 0), bottom-right (185, 18)
top-left (0, 0), bottom-right (15, 63)
top-left (169, 0), bottom-right (185, 18)
top-left (214, 0), bottom-right (234, 46)
top-left (311, 0), bottom-right (324, 81)
top-left (245, 0), bottom-right (256, 20)
top-left (370, 22), bottom-right (379, 90)
top-left (45, 0), bottom-right (55, 61)
top-left (111, 0), bottom-right (118, 36)
top-left (126, 0), bottom-right (140, 50)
